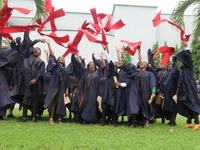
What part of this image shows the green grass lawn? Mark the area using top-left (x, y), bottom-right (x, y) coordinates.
top-left (0, 109), bottom-right (200, 150)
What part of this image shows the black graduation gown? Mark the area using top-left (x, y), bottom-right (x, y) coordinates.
top-left (101, 61), bottom-right (116, 108)
top-left (162, 63), bottom-right (179, 120)
top-left (114, 69), bottom-right (129, 117)
top-left (71, 69), bottom-right (99, 123)
top-left (11, 31), bottom-right (45, 108)
top-left (71, 54), bottom-right (85, 80)
top-left (43, 55), bottom-right (70, 116)
top-left (155, 71), bottom-right (166, 118)
top-left (123, 63), bottom-right (156, 120)
top-left (0, 39), bottom-right (20, 116)
top-left (92, 53), bottom-right (108, 78)
top-left (5, 67), bottom-right (17, 88)
top-left (147, 49), bottom-right (158, 70)
top-left (173, 50), bottom-right (200, 116)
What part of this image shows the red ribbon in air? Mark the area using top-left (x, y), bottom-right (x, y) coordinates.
top-left (80, 8), bottom-right (125, 45)
top-left (36, 8), bottom-right (70, 49)
top-left (152, 11), bottom-right (191, 41)
top-left (0, 0), bottom-right (35, 41)
top-left (120, 40), bottom-right (142, 56)
top-left (62, 21), bottom-right (90, 57)
top-left (153, 47), bottom-right (175, 67)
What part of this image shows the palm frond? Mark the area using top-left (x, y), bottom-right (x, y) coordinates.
top-left (192, 2), bottom-right (200, 45)
top-left (31, 0), bottom-right (48, 23)
top-left (2, 38), bottom-right (12, 49)
top-left (170, 0), bottom-right (196, 30)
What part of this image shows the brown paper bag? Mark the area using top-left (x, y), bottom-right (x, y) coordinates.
top-left (97, 96), bottom-right (103, 113)
top-left (155, 92), bottom-right (162, 105)
top-left (173, 95), bottom-right (177, 103)
top-left (64, 94), bottom-right (71, 105)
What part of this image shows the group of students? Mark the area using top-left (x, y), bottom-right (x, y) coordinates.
top-left (0, 31), bottom-right (200, 130)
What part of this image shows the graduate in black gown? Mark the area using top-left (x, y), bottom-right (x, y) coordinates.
top-left (100, 45), bottom-right (129, 127)
top-left (122, 47), bottom-right (156, 128)
top-left (100, 44), bottom-right (117, 127)
top-left (92, 52), bottom-right (108, 78)
top-left (147, 49), bottom-right (166, 123)
top-left (0, 39), bottom-right (20, 120)
top-left (5, 67), bottom-right (17, 118)
top-left (162, 63), bottom-right (179, 126)
top-left (11, 31), bottom-right (46, 123)
top-left (173, 39), bottom-right (200, 130)
top-left (71, 54), bottom-right (100, 125)
top-left (155, 65), bottom-right (166, 122)
top-left (114, 46), bottom-right (130, 124)
top-left (43, 40), bottom-right (70, 124)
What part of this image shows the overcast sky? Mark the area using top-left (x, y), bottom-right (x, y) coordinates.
top-left (52, 0), bottom-right (194, 15)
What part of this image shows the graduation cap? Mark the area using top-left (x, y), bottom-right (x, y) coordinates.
top-left (153, 11), bottom-right (191, 42)
top-left (120, 40), bottom-right (142, 56)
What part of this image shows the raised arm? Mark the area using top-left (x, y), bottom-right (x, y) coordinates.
top-left (116, 48), bottom-right (130, 64)
top-left (100, 52), bottom-right (106, 69)
top-left (75, 53), bottom-right (81, 64)
top-left (46, 39), bottom-right (54, 57)
top-left (44, 49), bottom-right (49, 63)
top-left (115, 46), bottom-right (121, 62)
top-left (138, 47), bottom-right (142, 63)
top-left (102, 44), bottom-right (111, 63)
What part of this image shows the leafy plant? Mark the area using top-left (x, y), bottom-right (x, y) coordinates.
top-left (121, 45), bottom-right (132, 63)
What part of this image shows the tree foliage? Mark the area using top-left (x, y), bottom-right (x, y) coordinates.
top-left (32, 0), bottom-right (48, 23)
top-left (192, 42), bottom-right (200, 80)
top-left (171, 0), bottom-right (200, 80)
top-left (121, 45), bottom-right (132, 63)
top-left (151, 41), bottom-right (160, 67)
top-left (170, 0), bottom-right (200, 46)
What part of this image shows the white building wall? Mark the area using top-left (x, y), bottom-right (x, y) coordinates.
top-left (7, 0), bottom-right (194, 66)
top-left (112, 5), bottom-right (157, 64)
top-left (155, 14), bottom-right (193, 48)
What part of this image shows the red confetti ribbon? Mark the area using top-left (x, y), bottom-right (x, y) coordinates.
top-left (120, 40), bottom-right (142, 56)
top-left (153, 11), bottom-right (191, 41)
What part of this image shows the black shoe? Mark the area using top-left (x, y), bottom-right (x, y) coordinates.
top-left (19, 119), bottom-right (27, 122)
top-left (0, 116), bottom-right (4, 120)
top-left (33, 119), bottom-right (37, 123)
top-left (7, 114), bottom-right (15, 118)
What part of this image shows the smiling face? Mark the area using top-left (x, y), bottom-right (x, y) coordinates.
top-left (33, 47), bottom-right (41, 57)
top-left (114, 61), bottom-right (124, 68)
top-left (58, 56), bottom-right (65, 67)
top-left (140, 61), bottom-right (148, 69)
top-left (88, 62), bottom-right (95, 73)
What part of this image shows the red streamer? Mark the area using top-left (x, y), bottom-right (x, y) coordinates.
top-left (153, 47), bottom-right (175, 67)
top-left (153, 11), bottom-right (191, 41)
top-left (0, 0), bottom-right (35, 41)
top-left (79, 8), bottom-right (125, 45)
top-left (120, 40), bottom-right (142, 56)
top-left (45, 0), bottom-right (52, 13)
